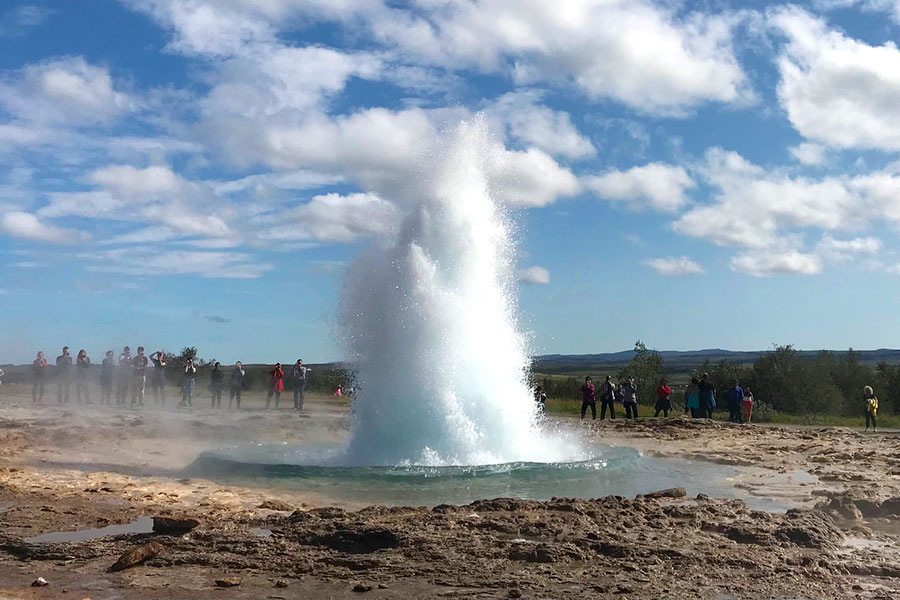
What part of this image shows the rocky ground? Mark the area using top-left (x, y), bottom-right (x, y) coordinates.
top-left (1, 391), bottom-right (900, 599)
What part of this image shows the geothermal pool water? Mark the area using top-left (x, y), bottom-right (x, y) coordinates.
top-left (189, 443), bottom-right (793, 512)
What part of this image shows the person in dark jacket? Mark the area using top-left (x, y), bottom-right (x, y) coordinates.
top-left (32, 351), bottom-right (48, 403)
top-left (56, 346), bottom-right (73, 404)
top-left (209, 362), bottom-right (224, 408)
top-left (100, 351), bottom-right (115, 405)
top-left (698, 373), bottom-right (716, 419)
top-left (180, 358), bottom-right (197, 407)
top-left (116, 347), bottom-right (132, 406)
top-left (76, 349), bottom-right (91, 404)
top-left (622, 377), bottom-right (638, 419)
top-left (599, 375), bottom-right (616, 420)
top-left (291, 359), bottom-right (311, 411)
top-left (149, 351), bottom-right (167, 405)
top-left (580, 376), bottom-right (596, 420)
top-left (229, 361), bottom-right (245, 409)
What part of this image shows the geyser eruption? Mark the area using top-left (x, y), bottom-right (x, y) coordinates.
top-left (340, 120), bottom-right (580, 466)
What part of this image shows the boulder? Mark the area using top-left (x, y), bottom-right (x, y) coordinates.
top-left (152, 516), bottom-right (199, 535)
top-left (642, 488), bottom-right (687, 500)
top-left (108, 542), bottom-right (164, 572)
top-left (258, 499), bottom-right (295, 512)
top-left (214, 577), bottom-right (243, 588)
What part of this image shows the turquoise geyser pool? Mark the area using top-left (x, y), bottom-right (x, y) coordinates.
top-left (186, 443), bottom-right (790, 512)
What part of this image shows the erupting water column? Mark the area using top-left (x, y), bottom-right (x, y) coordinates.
top-left (340, 120), bottom-right (578, 466)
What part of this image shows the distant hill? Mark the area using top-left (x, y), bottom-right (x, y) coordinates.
top-left (532, 348), bottom-right (900, 374)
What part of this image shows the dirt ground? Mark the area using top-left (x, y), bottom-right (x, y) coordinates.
top-left (2, 387), bottom-right (900, 599)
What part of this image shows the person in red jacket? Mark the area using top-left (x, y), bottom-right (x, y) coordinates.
top-left (654, 378), bottom-right (672, 417)
top-left (266, 363), bottom-right (284, 409)
top-left (580, 376), bottom-right (596, 420)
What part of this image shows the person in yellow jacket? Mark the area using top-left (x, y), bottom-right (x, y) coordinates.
top-left (864, 385), bottom-right (878, 432)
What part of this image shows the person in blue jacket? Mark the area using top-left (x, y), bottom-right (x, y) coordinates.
top-left (684, 377), bottom-right (701, 418)
top-left (726, 380), bottom-right (745, 423)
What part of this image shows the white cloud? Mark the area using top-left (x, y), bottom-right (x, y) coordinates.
top-left (789, 142), bottom-right (827, 165)
top-left (89, 164), bottom-right (182, 195)
top-left (0, 5), bottom-right (56, 37)
top-left (0, 211), bottom-right (89, 244)
top-left (129, 0), bottom-right (275, 57)
top-left (229, 108), bottom-right (579, 208)
top-left (584, 163), bottom-right (694, 213)
top-left (670, 149), bottom-right (900, 276)
top-left (772, 7), bottom-right (900, 150)
top-left (370, 0), bottom-right (749, 114)
top-left (41, 164), bottom-right (235, 241)
top-left (202, 46), bottom-right (381, 119)
top-left (815, 234), bottom-right (882, 261)
top-left (489, 90), bottom-right (595, 158)
top-left (261, 192), bottom-right (400, 243)
top-left (85, 249), bottom-right (270, 279)
top-left (730, 250), bottom-right (822, 277)
top-left (674, 148), bottom-right (859, 249)
top-left (814, 1), bottom-right (900, 24)
top-left (517, 266), bottom-right (550, 285)
top-left (128, 0), bottom-right (749, 115)
top-left (213, 170), bottom-right (343, 196)
top-left (0, 57), bottom-right (134, 126)
top-left (642, 256), bottom-right (705, 276)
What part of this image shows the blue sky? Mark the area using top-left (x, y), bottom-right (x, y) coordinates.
top-left (3, 0), bottom-right (900, 364)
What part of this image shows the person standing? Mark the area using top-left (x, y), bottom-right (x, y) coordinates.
top-left (131, 346), bottom-right (148, 406)
top-left (32, 351), bottom-right (48, 403)
top-left (149, 351), bottom-right (167, 405)
top-left (654, 378), bottom-right (671, 417)
top-left (622, 377), bottom-right (638, 419)
top-left (56, 346), bottom-right (73, 404)
top-left (742, 385), bottom-right (755, 424)
top-left (726, 380), bottom-right (744, 423)
top-left (684, 377), bottom-right (701, 418)
top-left (116, 347), bottom-right (132, 406)
top-left (291, 359), bottom-right (311, 411)
top-left (266, 363), bottom-right (284, 409)
top-left (180, 358), bottom-right (197, 407)
top-left (209, 362), bottom-right (224, 408)
top-left (100, 351), bottom-right (115, 405)
top-left (864, 385), bottom-right (878, 432)
top-left (534, 385), bottom-right (547, 413)
top-left (75, 349), bottom-right (91, 404)
top-left (698, 373), bottom-right (716, 419)
top-left (580, 376), bottom-right (596, 420)
top-left (229, 361), bottom-right (245, 409)
top-left (599, 375), bottom-right (616, 420)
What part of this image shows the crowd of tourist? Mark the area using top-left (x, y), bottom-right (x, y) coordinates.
top-left (572, 373), bottom-right (882, 430)
top-left (576, 372), bottom-right (758, 423)
top-left (13, 347), bottom-right (885, 431)
top-left (26, 347), bottom-right (312, 411)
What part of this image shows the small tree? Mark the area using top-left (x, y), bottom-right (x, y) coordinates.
top-left (617, 340), bottom-right (664, 406)
top-left (830, 348), bottom-right (874, 416)
top-left (166, 346), bottom-right (199, 383)
top-left (876, 361), bottom-right (900, 414)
